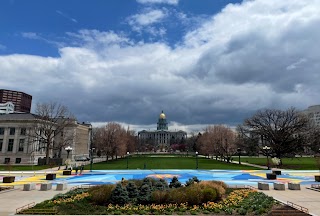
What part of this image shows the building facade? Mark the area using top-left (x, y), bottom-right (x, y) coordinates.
top-left (303, 105), bottom-right (320, 127)
top-left (138, 111), bottom-right (187, 151)
top-left (0, 89), bottom-right (32, 113)
top-left (0, 113), bottom-right (91, 164)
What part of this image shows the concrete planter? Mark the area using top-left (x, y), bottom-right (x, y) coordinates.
top-left (288, 182), bottom-right (301, 190)
top-left (23, 183), bottom-right (36, 191)
top-left (315, 175), bottom-right (320, 182)
top-left (46, 173), bottom-right (56, 180)
top-left (266, 173), bottom-right (277, 180)
top-left (40, 183), bottom-right (52, 191)
top-left (273, 182), bottom-right (285, 190)
top-left (56, 182), bottom-right (67, 191)
top-left (258, 182), bottom-right (269, 190)
top-left (63, 170), bottom-right (72, 175)
top-left (272, 170), bottom-right (281, 175)
top-left (3, 176), bottom-right (15, 183)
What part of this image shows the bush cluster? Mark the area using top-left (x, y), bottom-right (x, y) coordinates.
top-left (87, 177), bottom-right (224, 206)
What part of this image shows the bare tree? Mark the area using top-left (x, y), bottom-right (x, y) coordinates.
top-left (94, 122), bottom-right (130, 161)
top-left (238, 107), bottom-right (309, 164)
top-left (27, 102), bottom-right (75, 165)
top-left (198, 125), bottom-right (237, 162)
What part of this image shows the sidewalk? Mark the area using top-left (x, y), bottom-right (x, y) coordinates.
top-left (0, 184), bottom-right (72, 216)
top-left (261, 186), bottom-right (320, 216)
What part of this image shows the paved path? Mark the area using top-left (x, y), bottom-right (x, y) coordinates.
top-left (261, 186), bottom-right (320, 216)
top-left (0, 185), bottom-right (72, 216)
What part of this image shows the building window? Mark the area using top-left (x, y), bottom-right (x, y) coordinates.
top-left (7, 139), bottom-right (14, 151)
top-left (9, 128), bottom-right (15, 135)
top-left (0, 139), bottom-right (3, 151)
top-left (0, 128), bottom-right (4, 135)
top-left (20, 128), bottom-right (26, 135)
top-left (18, 139), bottom-right (24, 151)
top-left (15, 158), bottom-right (21, 164)
top-left (4, 158), bottom-right (10, 164)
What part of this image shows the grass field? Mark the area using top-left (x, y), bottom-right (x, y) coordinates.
top-left (0, 165), bottom-right (51, 171)
top-left (84, 155), bottom-right (261, 170)
top-left (236, 156), bottom-right (319, 170)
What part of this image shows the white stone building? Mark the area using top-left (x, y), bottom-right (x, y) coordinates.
top-left (0, 113), bottom-right (91, 164)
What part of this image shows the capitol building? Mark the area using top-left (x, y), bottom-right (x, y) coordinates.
top-left (138, 111), bottom-right (187, 151)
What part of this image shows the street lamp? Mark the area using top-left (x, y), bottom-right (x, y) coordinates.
top-left (65, 146), bottom-right (72, 159)
top-left (237, 148), bottom-right (241, 165)
top-left (90, 148), bottom-right (95, 172)
top-left (195, 151), bottom-right (199, 169)
top-left (126, 152), bottom-right (129, 169)
top-left (263, 146), bottom-right (271, 170)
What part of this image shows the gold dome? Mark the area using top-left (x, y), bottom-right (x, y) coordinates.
top-left (160, 111), bottom-right (166, 119)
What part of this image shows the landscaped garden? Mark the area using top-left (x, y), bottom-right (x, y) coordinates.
top-left (19, 177), bottom-right (279, 215)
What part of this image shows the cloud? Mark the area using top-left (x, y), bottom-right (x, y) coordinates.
top-left (56, 10), bottom-right (78, 23)
top-left (128, 9), bottom-right (167, 26)
top-left (136, 0), bottom-right (179, 5)
top-left (1, 0), bottom-right (320, 131)
top-left (127, 8), bottom-right (168, 36)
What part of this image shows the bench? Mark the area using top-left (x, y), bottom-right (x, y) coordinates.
top-left (23, 183), bottom-right (36, 191)
top-left (315, 175), bottom-right (320, 182)
top-left (40, 183), bottom-right (52, 191)
top-left (258, 182), bottom-right (269, 190)
top-left (46, 173), bottom-right (56, 180)
top-left (56, 182), bottom-right (67, 191)
top-left (63, 170), bottom-right (72, 175)
top-left (266, 173), bottom-right (277, 180)
top-left (272, 170), bottom-right (282, 175)
top-left (288, 182), bottom-right (301, 190)
top-left (3, 176), bottom-right (15, 183)
top-left (273, 182), bottom-right (285, 190)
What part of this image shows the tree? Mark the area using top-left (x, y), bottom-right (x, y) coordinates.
top-left (27, 102), bottom-right (75, 165)
top-left (94, 122), bottom-right (136, 161)
top-left (238, 107), bottom-right (309, 164)
top-left (198, 125), bottom-right (237, 162)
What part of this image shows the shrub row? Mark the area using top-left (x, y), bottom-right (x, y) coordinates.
top-left (88, 177), bottom-right (227, 206)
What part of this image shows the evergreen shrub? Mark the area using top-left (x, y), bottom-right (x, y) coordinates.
top-left (110, 183), bottom-right (129, 205)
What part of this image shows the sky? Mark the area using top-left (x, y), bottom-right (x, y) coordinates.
top-left (1, 0), bottom-right (320, 133)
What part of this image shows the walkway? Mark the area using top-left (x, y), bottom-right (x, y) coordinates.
top-left (261, 186), bottom-right (320, 216)
top-left (0, 184), bottom-right (72, 216)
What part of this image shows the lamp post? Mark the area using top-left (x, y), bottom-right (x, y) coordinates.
top-left (90, 148), bottom-right (95, 172)
top-left (263, 146), bottom-right (271, 170)
top-left (65, 146), bottom-right (72, 170)
top-left (65, 146), bottom-right (72, 159)
top-left (237, 148), bottom-right (241, 165)
top-left (126, 152), bottom-right (129, 169)
top-left (195, 151), bottom-right (199, 169)
top-left (89, 124), bottom-right (94, 172)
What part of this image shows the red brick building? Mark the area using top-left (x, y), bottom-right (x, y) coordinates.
top-left (0, 89), bottom-right (32, 113)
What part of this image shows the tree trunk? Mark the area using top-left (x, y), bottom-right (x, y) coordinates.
top-left (45, 144), bottom-right (50, 165)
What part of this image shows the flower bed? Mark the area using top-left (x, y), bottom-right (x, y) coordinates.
top-left (18, 177), bottom-right (276, 215)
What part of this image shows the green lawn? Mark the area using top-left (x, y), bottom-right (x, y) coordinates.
top-left (0, 165), bottom-right (51, 171)
top-left (85, 155), bottom-right (260, 170)
top-left (236, 156), bottom-right (319, 170)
